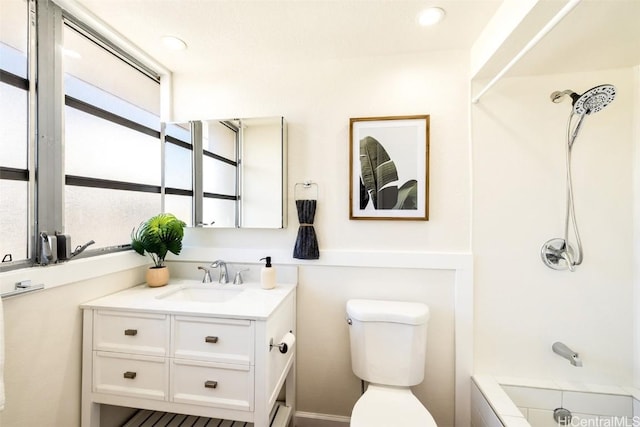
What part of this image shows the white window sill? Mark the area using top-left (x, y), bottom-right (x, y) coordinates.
top-left (0, 251), bottom-right (150, 297)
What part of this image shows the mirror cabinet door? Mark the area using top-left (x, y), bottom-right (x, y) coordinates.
top-left (163, 116), bottom-right (287, 229)
top-left (164, 122), bottom-right (194, 225)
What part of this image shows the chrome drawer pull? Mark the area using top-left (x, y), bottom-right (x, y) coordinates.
top-left (124, 329), bottom-right (138, 336)
top-left (204, 380), bottom-right (218, 389)
top-left (123, 371), bottom-right (137, 380)
top-left (205, 336), bottom-right (219, 343)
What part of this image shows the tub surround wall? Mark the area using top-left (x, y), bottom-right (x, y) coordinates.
top-left (473, 67), bottom-right (635, 386)
top-left (472, 375), bottom-right (640, 427)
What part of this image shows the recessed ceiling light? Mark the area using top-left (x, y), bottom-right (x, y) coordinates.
top-left (161, 35), bottom-right (187, 51)
top-left (417, 7), bottom-right (446, 27)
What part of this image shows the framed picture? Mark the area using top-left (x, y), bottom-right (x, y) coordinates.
top-left (349, 115), bottom-right (429, 220)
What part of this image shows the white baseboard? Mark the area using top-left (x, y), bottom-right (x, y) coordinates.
top-left (295, 411), bottom-right (350, 427)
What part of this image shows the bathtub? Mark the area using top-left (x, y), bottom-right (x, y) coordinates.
top-left (471, 375), bottom-right (640, 427)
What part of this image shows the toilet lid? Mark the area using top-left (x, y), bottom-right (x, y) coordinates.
top-left (350, 385), bottom-right (437, 427)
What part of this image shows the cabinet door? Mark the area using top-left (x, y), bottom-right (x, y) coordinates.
top-left (171, 359), bottom-right (254, 411)
top-left (93, 351), bottom-right (169, 400)
top-left (94, 310), bottom-right (169, 356)
top-left (173, 316), bottom-right (254, 364)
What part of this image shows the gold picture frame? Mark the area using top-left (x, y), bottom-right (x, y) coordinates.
top-left (349, 115), bottom-right (429, 220)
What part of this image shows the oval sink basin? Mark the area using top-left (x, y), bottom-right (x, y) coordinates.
top-left (157, 284), bottom-right (244, 303)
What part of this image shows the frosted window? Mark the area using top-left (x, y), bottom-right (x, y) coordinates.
top-left (204, 121), bottom-right (236, 159)
top-left (65, 187), bottom-right (160, 249)
top-left (0, 1), bottom-right (27, 78)
top-left (63, 23), bottom-right (161, 251)
top-left (166, 122), bottom-right (190, 142)
top-left (0, 83), bottom-right (27, 170)
top-left (0, 180), bottom-right (28, 261)
top-left (0, 1), bottom-right (29, 264)
top-left (165, 195), bottom-right (192, 227)
top-left (203, 198), bottom-right (236, 228)
top-left (203, 157), bottom-right (236, 195)
top-left (65, 107), bottom-right (161, 184)
top-left (63, 27), bottom-right (159, 118)
top-left (166, 143), bottom-right (192, 190)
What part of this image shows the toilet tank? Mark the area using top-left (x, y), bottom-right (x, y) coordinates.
top-left (346, 299), bottom-right (429, 387)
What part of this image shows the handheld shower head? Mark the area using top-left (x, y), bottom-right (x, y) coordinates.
top-left (550, 84), bottom-right (616, 115)
top-left (571, 84), bottom-right (616, 115)
top-left (542, 83), bottom-right (618, 273)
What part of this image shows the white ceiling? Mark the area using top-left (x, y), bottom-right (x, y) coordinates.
top-left (68, 0), bottom-right (640, 81)
top-left (475, 0), bottom-right (640, 80)
top-left (508, 0), bottom-right (640, 77)
top-left (70, 0), bottom-right (501, 75)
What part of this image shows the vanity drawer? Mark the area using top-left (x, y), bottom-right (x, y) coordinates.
top-left (171, 359), bottom-right (254, 411)
top-left (172, 316), bottom-right (254, 364)
top-left (93, 351), bottom-right (168, 401)
top-left (94, 310), bottom-right (169, 356)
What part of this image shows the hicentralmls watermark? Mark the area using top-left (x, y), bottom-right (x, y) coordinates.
top-left (570, 416), bottom-right (640, 427)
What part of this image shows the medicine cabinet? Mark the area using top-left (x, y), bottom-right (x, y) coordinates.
top-left (164, 116), bottom-right (287, 229)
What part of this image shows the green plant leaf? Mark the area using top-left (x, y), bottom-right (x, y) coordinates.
top-left (359, 136), bottom-right (399, 209)
top-left (131, 213), bottom-right (186, 267)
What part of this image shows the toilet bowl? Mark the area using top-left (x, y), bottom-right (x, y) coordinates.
top-left (346, 299), bottom-right (437, 426)
top-left (350, 384), bottom-right (437, 427)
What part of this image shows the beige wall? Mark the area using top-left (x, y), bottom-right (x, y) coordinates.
top-left (172, 50), bottom-right (472, 254)
top-left (295, 266), bottom-right (456, 425)
top-left (0, 267), bottom-right (146, 427)
top-left (171, 50), bottom-right (472, 426)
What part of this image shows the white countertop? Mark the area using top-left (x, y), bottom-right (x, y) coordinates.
top-left (80, 279), bottom-right (297, 320)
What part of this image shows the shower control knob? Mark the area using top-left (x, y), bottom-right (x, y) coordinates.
top-left (541, 238), bottom-right (576, 271)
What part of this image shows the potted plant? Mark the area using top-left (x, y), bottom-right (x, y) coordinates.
top-left (131, 213), bottom-right (186, 287)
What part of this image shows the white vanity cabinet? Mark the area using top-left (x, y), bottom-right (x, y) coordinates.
top-left (80, 282), bottom-right (296, 427)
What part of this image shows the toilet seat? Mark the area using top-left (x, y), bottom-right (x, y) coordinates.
top-left (350, 384), bottom-right (437, 427)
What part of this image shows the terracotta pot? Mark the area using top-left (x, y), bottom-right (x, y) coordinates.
top-left (146, 266), bottom-right (169, 287)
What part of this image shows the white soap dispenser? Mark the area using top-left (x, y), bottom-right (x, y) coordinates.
top-left (260, 256), bottom-right (276, 289)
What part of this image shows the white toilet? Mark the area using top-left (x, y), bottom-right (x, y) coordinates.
top-left (346, 299), bottom-right (437, 427)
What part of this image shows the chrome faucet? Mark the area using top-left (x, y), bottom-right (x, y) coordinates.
top-left (233, 268), bottom-right (250, 285)
top-left (552, 342), bottom-right (583, 367)
top-left (210, 260), bottom-right (229, 284)
top-left (198, 266), bottom-right (212, 283)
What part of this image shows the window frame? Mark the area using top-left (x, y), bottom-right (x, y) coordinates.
top-left (0, 0), bottom-right (171, 272)
top-left (0, 0), bottom-right (36, 271)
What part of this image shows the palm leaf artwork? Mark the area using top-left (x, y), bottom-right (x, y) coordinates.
top-left (131, 213), bottom-right (186, 267)
top-left (359, 136), bottom-right (417, 210)
top-left (396, 179), bottom-right (418, 209)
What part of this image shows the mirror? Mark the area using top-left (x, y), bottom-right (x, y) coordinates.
top-left (163, 116), bottom-right (287, 229)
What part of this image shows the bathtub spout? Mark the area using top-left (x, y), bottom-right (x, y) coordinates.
top-left (552, 342), bottom-right (583, 367)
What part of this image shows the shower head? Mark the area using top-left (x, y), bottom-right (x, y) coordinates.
top-left (550, 84), bottom-right (616, 115)
top-left (572, 84), bottom-right (616, 115)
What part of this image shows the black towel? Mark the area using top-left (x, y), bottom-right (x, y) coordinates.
top-left (293, 199), bottom-right (319, 260)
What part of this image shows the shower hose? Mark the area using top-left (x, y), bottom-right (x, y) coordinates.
top-left (563, 112), bottom-right (586, 267)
